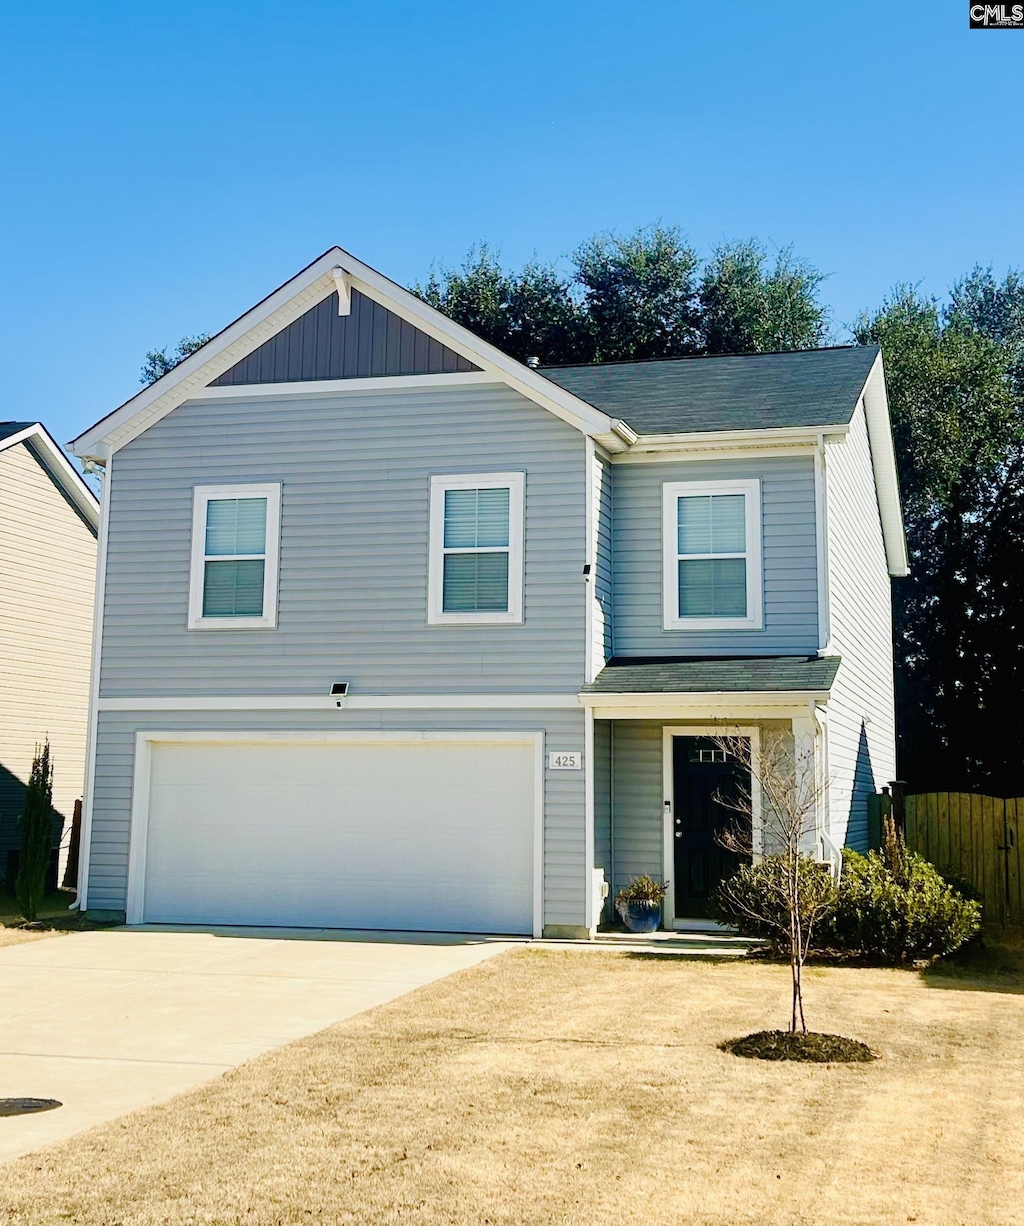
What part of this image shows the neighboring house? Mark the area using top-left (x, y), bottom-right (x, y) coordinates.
top-left (69, 247), bottom-right (907, 937)
top-left (0, 423), bottom-right (99, 885)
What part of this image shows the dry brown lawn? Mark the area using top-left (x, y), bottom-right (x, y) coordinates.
top-left (0, 888), bottom-right (116, 949)
top-left (1, 944), bottom-right (1022, 1226)
top-left (0, 889), bottom-right (89, 948)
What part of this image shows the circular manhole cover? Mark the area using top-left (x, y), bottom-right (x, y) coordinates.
top-left (0, 1098), bottom-right (62, 1117)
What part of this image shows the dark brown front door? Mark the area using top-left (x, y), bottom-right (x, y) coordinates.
top-left (672, 737), bottom-right (750, 919)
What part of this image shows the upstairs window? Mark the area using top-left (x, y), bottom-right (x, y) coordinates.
top-left (188, 483), bottom-right (281, 629)
top-left (428, 473), bottom-right (525, 625)
top-left (662, 479), bottom-right (762, 630)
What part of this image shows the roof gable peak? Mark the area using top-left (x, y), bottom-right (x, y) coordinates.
top-left (70, 245), bottom-right (616, 461)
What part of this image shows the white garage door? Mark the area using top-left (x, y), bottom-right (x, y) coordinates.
top-left (137, 735), bottom-right (536, 934)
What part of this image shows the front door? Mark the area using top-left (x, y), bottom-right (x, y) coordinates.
top-left (672, 736), bottom-right (751, 920)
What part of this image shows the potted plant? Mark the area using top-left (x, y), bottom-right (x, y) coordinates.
top-left (615, 875), bottom-right (668, 933)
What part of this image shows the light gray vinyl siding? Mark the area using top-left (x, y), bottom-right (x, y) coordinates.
top-left (0, 441), bottom-right (97, 867)
top-left (606, 720), bottom-right (665, 895)
top-left (212, 289), bottom-right (478, 384)
top-left (612, 456), bottom-right (819, 656)
top-left (602, 718), bottom-right (796, 901)
top-left (593, 451), bottom-right (614, 666)
top-left (824, 402), bottom-right (897, 849)
top-left (100, 383), bottom-right (586, 696)
top-left (87, 707), bottom-right (586, 927)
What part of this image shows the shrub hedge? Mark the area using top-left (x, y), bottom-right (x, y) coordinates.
top-left (712, 844), bottom-right (982, 963)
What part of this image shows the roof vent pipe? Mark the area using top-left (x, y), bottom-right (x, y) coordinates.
top-left (526, 356), bottom-right (540, 369)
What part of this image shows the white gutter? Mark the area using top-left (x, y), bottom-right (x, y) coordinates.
top-left (579, 689), bottom-right (834, 708)
top-left (624, 422), bottom-right (849, 455)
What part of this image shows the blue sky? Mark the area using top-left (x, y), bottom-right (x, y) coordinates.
top-left (1, 0), bottom-right (1020, 447)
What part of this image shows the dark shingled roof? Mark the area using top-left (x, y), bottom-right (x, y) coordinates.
top-left (540, 346), bottom-right (880, 435)
top-left (0, 422), bottom-right (34, 443)
top-left (581, 656), bottom-right (841, 695)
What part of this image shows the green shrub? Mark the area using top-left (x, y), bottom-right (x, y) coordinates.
top-left (712, 837), bottom-right (982, 964)
top-left (934, 866), bottom-right (984, 904)
top-left (710, 855), bottom-right (839, 955)
top-left (830, 847), bottom-right (982, 962)
top-left (16, 740), bottom-right (53, 923)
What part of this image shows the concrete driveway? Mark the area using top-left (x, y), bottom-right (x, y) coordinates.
top-left (0, 926), bottom-right (516, 1163)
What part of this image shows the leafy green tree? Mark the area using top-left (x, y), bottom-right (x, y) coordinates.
top-left (140, 333), bottom-right (211, 386)
top-left (573, 224), bottom-right (701, 361)
top-left (416, 245), bottom-right (587, 365)
top-left (699, 240), bottom-right (830, 354)
top-left (856, 278), bottom-right (1023, 793)
top-left (416, 225), bottom-right (828, 365)
top-left (16, 740), bottom-right (54, 923)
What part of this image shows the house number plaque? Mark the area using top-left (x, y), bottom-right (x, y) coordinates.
top-left (548, 751), bottom-right (582, 770)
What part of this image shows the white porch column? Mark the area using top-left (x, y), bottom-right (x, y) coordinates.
top-left (791, 713), bottom-right (821, 858)
top-left (583, 704), bottom-right (597, 937)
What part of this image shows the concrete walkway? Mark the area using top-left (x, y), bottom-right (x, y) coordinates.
top-left (0, 926), bottom-right (516, 1163)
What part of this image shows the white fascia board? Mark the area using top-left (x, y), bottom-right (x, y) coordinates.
top-left (0, 423), bottom-right (100, 529)
top-left (612, 423), bottom-right (848, 463)
top-left (70, 250), bottom-right (347, 459)
top-left (70, 246), bottom-right (615, 462)
top-left (860, 354), bottom-right (910, 577)
top-left (580, 690), bottom-right (831, 717)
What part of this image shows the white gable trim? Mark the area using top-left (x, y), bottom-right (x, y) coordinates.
top-left (0, 422), bottom-right (99, 529)
top-left (70, 246), bottom-right (617, 461)
top-left (860, 353), bottom-right (909, 577)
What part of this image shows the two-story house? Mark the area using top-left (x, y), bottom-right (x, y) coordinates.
top-left (1, 421), bottom-right (98, 886)
top-left (69, 246), bottom-right (907, 938)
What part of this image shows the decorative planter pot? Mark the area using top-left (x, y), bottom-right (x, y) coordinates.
top-left (618, 900), bottom-right (662, 934)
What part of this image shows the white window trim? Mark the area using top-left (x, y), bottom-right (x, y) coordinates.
top-left (662, 478), bottom-right (763, 631)
top-left (188, 483), bottom-right (282, 630)
top-left (428, 472), bottom-right (525, 626)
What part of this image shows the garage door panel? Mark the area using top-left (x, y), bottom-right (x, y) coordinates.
top-left (141, 738), bottom-right (535, 933)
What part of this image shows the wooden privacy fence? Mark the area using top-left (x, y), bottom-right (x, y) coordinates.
top-left (869, 791), bottom-right (1022, 927)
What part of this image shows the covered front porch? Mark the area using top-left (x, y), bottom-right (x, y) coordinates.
top-left (582, 657), bottom-right (841, 931)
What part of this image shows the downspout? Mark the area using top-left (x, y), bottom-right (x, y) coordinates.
top-left (72, 453), bottom-right (110, 912)
top-left (609, 721), bottom-right (616, 901)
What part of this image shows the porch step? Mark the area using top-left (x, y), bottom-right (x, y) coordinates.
top-left (538, 929), bottom-right (763, 958)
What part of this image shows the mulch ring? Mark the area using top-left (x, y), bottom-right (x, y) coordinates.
top-left (7, 914), bottom-right (120, 933)
top-left (721, 1030), bottom-right (878, 1062)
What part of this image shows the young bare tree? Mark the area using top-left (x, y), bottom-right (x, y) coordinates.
top-left (712, 729), bottom-right (838, 1035)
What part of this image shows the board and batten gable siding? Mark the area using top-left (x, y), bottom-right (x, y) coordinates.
top-left (211, 289), bottom-right (479, 385)
top-left (612, 455), bottom-right (819, 656)
top-left (99, 382), bottom-right (587, 696)
top-left (0, 442), bottom-right (97, 862)
top-left (823, 401), bottom-right (897, 849)
top-left (86, 706), bottom-right (587, 928)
